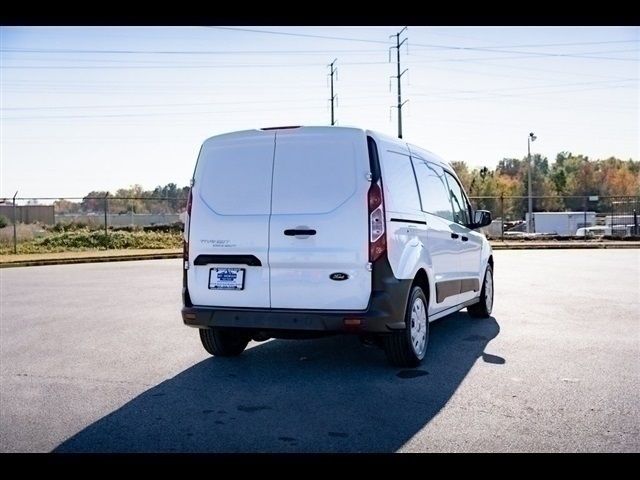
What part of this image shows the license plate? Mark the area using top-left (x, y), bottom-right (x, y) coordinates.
top-left (209, 268), bottom-right (245, 290)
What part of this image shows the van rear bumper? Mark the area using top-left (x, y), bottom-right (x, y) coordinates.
top-left (182, 255), bottom-right (412, 334)
top-left (183, 295), bottom-right (403, 333)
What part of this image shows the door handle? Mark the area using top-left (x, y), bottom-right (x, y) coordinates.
top-left (461, 236), bottom-right (469, 242)
top-left (451, 233), bottom-right (459, 239)
top-left (284, 229), bottom-right (316, 236)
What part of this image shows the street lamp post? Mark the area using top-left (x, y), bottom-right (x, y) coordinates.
top-left (527, 132), bottom-right (537, 233)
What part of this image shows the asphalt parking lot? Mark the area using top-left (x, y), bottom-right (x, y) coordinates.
top-left (0, 250), bottom-right (638, 452)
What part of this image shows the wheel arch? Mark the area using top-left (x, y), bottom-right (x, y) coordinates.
top-left (412, 268), bottom-right (431, 305)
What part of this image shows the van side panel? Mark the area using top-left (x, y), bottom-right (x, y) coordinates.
top-left (187, 132), bottom-right (275, 308)
top-left (268, 128), bottom-right (371, 310)
top-left (407, 146), bottom-right (463, 311)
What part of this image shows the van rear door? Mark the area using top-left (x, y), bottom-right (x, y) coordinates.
top-left (268, 127), bottom-right (371, 310)
top-left (187, 131), bottom-right (275, 308)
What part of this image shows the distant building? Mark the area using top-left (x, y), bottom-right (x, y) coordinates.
top-left (0, 204), bottom-right (55, 225)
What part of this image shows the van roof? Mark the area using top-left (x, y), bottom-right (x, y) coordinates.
top-left (202, 125), bottom-right (364, 143)
top-left (201, 126), bottom-right (452, 170)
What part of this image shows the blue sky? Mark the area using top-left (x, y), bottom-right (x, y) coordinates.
top-left (1, 26), bottom-right (638, 198)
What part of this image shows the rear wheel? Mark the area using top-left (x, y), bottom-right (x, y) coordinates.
top-left (383, 286), bottom-right (429, 367)
top-left (468, 264), bottom-right (493, 318)
top-left (199, 328), bottom-right (250, 357)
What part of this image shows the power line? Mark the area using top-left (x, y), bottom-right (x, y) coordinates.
top-left (209, 26), bottom-right (638, 51)
top-left (1, 94), bottom-right (392, 111)
top-left (405, 58), bottom-right (636, 84)
top-left (459, 39), bottom-right (639, 49)
top-left (410, 83), bottom-right (636, 108)
top-left (0, 63), bottom-right (328, 69)
top-left (206, 26), bottom-right (391, 45)
top-left (2, 49), bottom-right (635, 70)
top-left (2, 45), bottom-right (635, 71)
top-left (0, 99), bottom-right (319, 111)
top-left (3, 82), bottom-right (632, 118)
top-left (1, 100), bottom-right (389, 120)
top-left (409, 78), bottom-right (637, 96)
top-left (2, 41), bottom-right (635, 58)
top-left (2, 80), bottom-right (633, 119)
top-left (406, 48), bottom-right (639, 63)
top-left (406, 41), bottom-right (639, 61)
top-left (0, 48), bottom-right (385, 55)
top-left (4, 52), bottom-right (635, 69)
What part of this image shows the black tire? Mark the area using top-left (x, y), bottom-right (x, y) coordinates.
top-left (468, 264), bottom-right (493, 319)
top-left (199, 328), bottom-right (250, 357)
top-left (383, 286), bottom-right (429, 368)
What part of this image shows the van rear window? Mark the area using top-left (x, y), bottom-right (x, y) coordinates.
top-left (198, 139), bottom-right (274, 215)
top-left (271, 138), bottom-right (358, 215)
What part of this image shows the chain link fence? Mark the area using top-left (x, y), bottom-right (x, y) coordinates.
top-left (469, 195), bottom-right (640, 240)
top-left (0, 196), bottom-right (188, 254)
top-left (1, 194), bottom-right (638, 253)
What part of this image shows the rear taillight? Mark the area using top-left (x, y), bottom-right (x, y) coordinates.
top-left (368, 180), bottom-right (386, 262)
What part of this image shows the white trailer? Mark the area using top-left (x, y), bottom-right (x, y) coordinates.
top-left (525, 211), bottom-right (596, 235)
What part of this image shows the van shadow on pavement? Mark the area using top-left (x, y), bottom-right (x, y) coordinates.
top-left (55, 313), bottom-right (502, 452)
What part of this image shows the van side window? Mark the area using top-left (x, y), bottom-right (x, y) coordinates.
top-left (382, 151), bottom-right (422, 212)
top-left (444, 171), bottom-right (470, 226)
top-left (411, 159), bottom-right (454, 221)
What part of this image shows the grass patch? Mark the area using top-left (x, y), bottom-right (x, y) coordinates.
top-left (0, 228), bottom-right (182, 254)
top-left (0, 223), bottom-right (48, 246)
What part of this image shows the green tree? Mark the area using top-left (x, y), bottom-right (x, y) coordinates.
top-left (451, 161), bottom-right (472, 192)
top-left (496, 158), bottom-right (524, 179)
top-left (81, 191), bottom-right (109, 213)
top-left (54, 199), bottom-right (81, 214)
top-left (550, 168), bottom-right (567, 195)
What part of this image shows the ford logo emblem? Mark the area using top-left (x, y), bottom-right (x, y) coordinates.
top-left (330, 273), bottom-right (349, 281)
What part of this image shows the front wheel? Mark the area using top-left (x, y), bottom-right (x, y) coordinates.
top-left (383, 286), bottom-right (429, 367)
top-left (199, 328), bottom-right (250, 357)
top-left (468, 264), bottom-right (494, 318)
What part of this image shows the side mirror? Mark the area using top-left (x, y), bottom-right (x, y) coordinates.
top-left (470, 210), bottom-right (492, 229)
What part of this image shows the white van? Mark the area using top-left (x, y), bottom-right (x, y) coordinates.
top-left (182, 126), bottom-right (494, 367)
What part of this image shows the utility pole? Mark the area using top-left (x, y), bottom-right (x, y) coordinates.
top-left (527, 132), bottom-right (537, 233)
top-left (328, 58), bottom-right (338, 126)
top-left (104, 192), bottom-right (109, 241)
top-left (390, 27), bottom-right (408, 138)
top-left (12, 190), bottom-right (18, 254)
